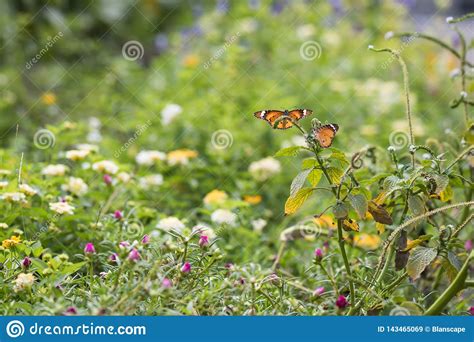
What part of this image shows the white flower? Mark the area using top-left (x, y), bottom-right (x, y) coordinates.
top-left (42, 164), bottom-right (68, 176)
top-left (139, 174), bottom-right (164, 188)
top-left (66, 149), bottom-right (90, 161)
top-left (49, 201), bottom-right (75, 215)
top-left (2, 192), bottom-right (27, 203)
top-left (0, 223), bottom-right (9, 229)
top-left (161, 104), bottom-right (182, 126)
top-left (0, 169), bottom-right (11, 176)
top-left (135, 150), bottom-right (166, 165)
top-left (281, 135), bottom-right (307, 148)
top-left (19, 184), bottom-right (37, 196)
top-left (76, 144), bottom-right (99, 152)
top-left (117, 172), bottom-right (131, 183)
top-left (87, 130), bottom-right (102, 143)
top-left (211, 209), bottom-right (237, 226)
top-left (296, 24), bottom-right (315, 40)
top-left (248, 157), bottom-right (281, 181)
top-left (92, 160), bottom-right (119, 174)
top-left (0, 181), bottom-right (8, 189)
top-left (192, 224), bottom-right (217, 239)
top-left (63, 177), bottom-right (88, 196)
top-left (251, 219), bottom-right (267, 233)
top-left (14, 273), bottom-right (35, 292)
top-left (88, 117), bottom-right (102, 129)
top-left (156, 217), bottom-right (185, 232)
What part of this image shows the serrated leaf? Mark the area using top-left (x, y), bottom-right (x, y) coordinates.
top-left (308, 169), bottom-right (323, 187)
top-left (328, 148), bottom-right (349, 166)
top-left (348, 194), bottom-right (368, 219)
top-left (302, 157), bottom-right (318, 169)
top-left (290, 169), bottom-right (312, 196)
top-left (406, 247), bottom-right (437, 280)
top-left (333, 202), bottom-right (348, 219)
top-left (284, 187), bottom-right (313, 215)
top-left (432, 174), bottom-right (449, 194)
top-left (383, 175), bottom-right (401, 190)
top-left (368, 201), bottom-right (393, 225)
top-left (275, 146), bottom-right (304, 157)
top-left (443, 251), bottom-right (462, 282)
top-left (402, 235), bottom-right (432, 252)
top-left (326, 167), bottom-right (343, 184)
top-left (408, 195), bottom-right (425, 216)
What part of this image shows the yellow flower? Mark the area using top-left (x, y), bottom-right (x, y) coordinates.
top-left (203, 189), bottom-right (228, 205)
top-left (167, 149), bottom-right (198, 166)
top-left (353, 233), bottom-right (381, 250)
top-left (41, 92), bottom-right (56, 105)
top-left (183, 54), bottom-right (200, 68)
top-left (2, 235), bottom-right (21, 249)
top-left (243, 195), bottom-right (262, 205)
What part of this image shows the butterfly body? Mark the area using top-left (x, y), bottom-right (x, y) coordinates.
top-left (254, 108), bottom-right (313, 129)
top-left (313, 123), bottom-right (339, 148)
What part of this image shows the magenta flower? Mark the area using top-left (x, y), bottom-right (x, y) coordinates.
top-left (119, 241), bottom-right (130, 249)
top-left (314, 248), bottom-right (323, 262)
top-left (109, 253), bottom-right (119, 263)
top-left (64, 306), bottom-right (78, 315)
top-left (199, 235), bottom-right (209, 247)
top-left (336, 295), bottom-right (348, 309)
top-left (84, 242), bottom-right (96, 254)
top-left (128, 248), bottom-right (141, 261)
top-left (103, 174), bottom-right (113, 185)
top-left (313, 286), bottom-right (325, 297)
top-left (141, 234), bottom-right (150, 245)
top-left (465, 240), bottom-right (473, 252)
top-left (162, 278), bottom-right (172, 288)
top-left (469, 306), bottom-right (474, 316)
top-left (22, 256), bottom-right (32, 269)
top-left (181, 262), bottom-right (191, 273)
top-left (114, 210), bottom-right (123, 220)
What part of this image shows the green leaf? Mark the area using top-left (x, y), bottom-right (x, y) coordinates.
top-left (348, 194), bottom-right (368, 219)
top-left (326, 167), bottom-right (343, 184)
top-left (302, 157), bottom-right (318, 169)
top-left (328, 148), bottom-right (349, 166)
top-left (408, 195), bottom-right (426, 216)
top-left (406, 247), bottom-right (437, 280)
top-left (61, 262), bottom-right (86, 275)
top-left (432, 174), bottom-right (449, 194)
top-left (333, 202), bottom-right (348, 219)
top-left (308, 169), bottom-right (323, 187)
top-left (275, 146), bottom-right (305, 157)
top-left (383, 175), bottom-right (401, 190)
top-left (284, 187), bottom-right (313, 215)
top-left (290, 169), bottom-right (312, 196)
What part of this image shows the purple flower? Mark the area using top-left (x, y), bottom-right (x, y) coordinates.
top-left (469, 306), bottom-right (474, 316)
top-left (22, 256), bottom-right (31, 269)
top-left (128, 248), bottom-right (141, 262)
top-left (313, 287), bottom-right (325, 297)
top-left (141, 234), bottom-right (150, 245)
top-left (216, 0), bottom-right (229, 13)
top-left (314, 248), bottom-right (323, 262)
top-left (109, 253), bottom-right (119, 263)
top-left (114, 210), bottom-right (123, 220)
top-left (225, 262), bottom-right (234, 270)
top-left (465, 240), bottom-right (473, 252)
top-left (84, 242), bottom-right (96, 254)
top-left (199, 235), bottom-right (209, 247)
top-left (181, 262), bottom-right (191, 273)
top-left (336, 295), bottom-right (348, 309)
top-left (154, 34), bottom-right (168, 54)
top-left (103, 174), bottom-right (112, 185)
top-left (119, 241), bottom-right (130, 249)
top-left (162, 278), bottom-right (172, 288)
top-left (64, 306), bottom-right (77, 315)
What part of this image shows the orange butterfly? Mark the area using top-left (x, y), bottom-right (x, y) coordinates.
top-left (313, 123), bottom-right (339, 148)
top-left (253, 109), bottom-right (313, 129)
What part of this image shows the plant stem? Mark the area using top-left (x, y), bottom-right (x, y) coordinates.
top-left (337, 219), bottom-right (355, 308)
top-left (455, 27), bottom-right (470, 126)
top-left (443, 145), bottom-right (473, 174)
top-left (448, 12), bottom-right (474, 23)
top-left (320, 263), bottom-right (340, 296)
top-left (272, 241), bottom-right (287, 270)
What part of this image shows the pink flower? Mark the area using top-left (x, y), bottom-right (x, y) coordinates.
top-left (22, 256), bottom-right (32, 269)
top-left (141, 234), bottom-right (150, 245)
top-left (336, 295), bottom-right (348, 309)
top-left (199, 235), bottom-right (209, 247)
top-left (119, 241), bottom-right (130, 249)
top-left (162, 278), bottom-right (172, 288)
top-left (128, 248), bottom-right (141, 261)
top-left (465, 240), bottom-right (473, 252)
top-left (469, 306), bottom-right (474, 316)
top-left (114, 210), bottom-right (123, 220)
top-left (313, 286), bottom-right (325, 297)
top-left (64, 306), bottom-right (77, 315)
top-left (181, 262), bottom-right (191, 273)
top-left (314, 248), bottom-right (323, 262)
top-left (84, 242), bottom-right (96, 254)
top-left (109, 253), bottom-right (119, 263)
top-left (103, 174), bottom-right (113, 185)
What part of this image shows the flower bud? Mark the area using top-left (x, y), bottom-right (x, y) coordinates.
top-left (313, 286), bottom-right (325, 297)
top-left (199, 235), bottom-right (209, 247)
top-left (181, 261), bottom-right (191, 273)
top-left (103, 174), bottom-right (113, 185)
top-left (336, 295), bottom-right (348, 309)
top-left (127, 248), bottom-right (141, 262)
top-left (84, 242), bottom-right (96, 254)
top-left (114, 210), bottom-right (123, 220)
top-left (22, 256), bottom-right (31, 269)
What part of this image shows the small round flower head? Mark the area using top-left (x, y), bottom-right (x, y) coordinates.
top-left (336, 295), bottom-right (348, 309)
top-left (446, 16), bottom-right (454, 23)
top-left (384, 31), bottom-right (394, 40)
top-left (103, 174), bottom-right (113, 185)
top-left (22, 256), bottom-right (32, 269)
top-left (109, 253), bottom-right (119, 263)
top-left (199, 235), bottom-right (209, 247)
top-left (141, 234), bottom-right (150, 245)
top-left (225, 262), bottom-right (234, 271)
top-left (84, 242), bottom-right (96, 254)
top-left (65, 306), bottom-right (78, 315)
top-left (314, 248), bottom-right (323, 263)
top-left (119, 241), bottom-right (130, 249)
top-left (114, 210), bottom-right (123, 220)
top-left (465, 240), bottom-right (473, 252)
top-left (127, 248), bottom-right (141, 262)
top-left (460, 91), bottom-right (468, 98)
top-left (313, 286), bottom-right (325, 297)
top-left (368, 44), bottom-right (374, 50)
top-left (162, 278), bottom-right (172, 288)
top-left (387, 146), bottom-right (395, 153)
top-left (469, 306), bottom-right (474, 316)
top-left (181, 261), bottom-right (191, 273)
top-left (408, 145), bottom-right (416, 153)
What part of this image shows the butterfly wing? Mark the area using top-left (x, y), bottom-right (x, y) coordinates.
top-left (314, 124), bottom-right (339, 148)
top-left (254, 110), bottom-right (294, 129)
top-left (288, 109), bottom-right (313, 121)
